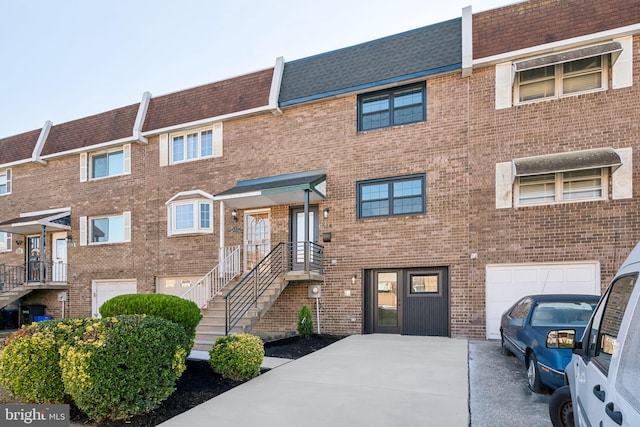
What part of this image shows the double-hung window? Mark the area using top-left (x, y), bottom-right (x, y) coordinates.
top-left (516, 168), bottom-right (607, 206)
top-left (357, 174), bottom-right (426, 218)
top-left (81, 145), bottom-right (130, 182)
top-left (171, 128), bottom-right (213, 164)
top-left (358, 83), bottom-right (426, 131)
top-left (166, 191), bottom-right (214, 236)
top-left (0, 169), bottom-right (11, 195)
top-left (91, 214), bottom-right (126, 244)
top-left (517, 55), bottom-right (608, 103)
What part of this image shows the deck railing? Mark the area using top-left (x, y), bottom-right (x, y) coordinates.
top-left (0, 261), bottom-right (68, 293)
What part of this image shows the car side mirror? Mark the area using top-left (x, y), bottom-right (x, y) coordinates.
top-left (509, 318), bottom-right (525, 328)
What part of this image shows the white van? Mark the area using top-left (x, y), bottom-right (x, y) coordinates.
top-left (549, 242), bottom-right (640, 427)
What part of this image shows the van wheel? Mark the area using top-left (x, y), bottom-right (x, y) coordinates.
top-left (549, 386), bottom-right (573, 427)
top-left (527, 353), bottom-right (544, 393)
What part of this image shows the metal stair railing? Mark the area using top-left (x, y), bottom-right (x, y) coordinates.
top-left (180, 246), bottom-right (241, 308)
top-left (0, 264), bottom-right (25, 293)
top-left (224, 243), bottom-right (287, 334)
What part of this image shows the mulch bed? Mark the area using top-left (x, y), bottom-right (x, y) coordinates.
top-left (70, 334), bottom-right (344, 426)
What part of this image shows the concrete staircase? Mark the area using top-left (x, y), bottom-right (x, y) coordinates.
top-left (192, 277), bottom-right (289, 351)
top-left (0, 285), bottom-right (34, 310)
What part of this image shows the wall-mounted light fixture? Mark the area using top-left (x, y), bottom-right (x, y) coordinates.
top-left (15, 239), bottom-right (23, 246)
top-left (351, 274), bottom-right (357, 285)
top-left (323, 207), bottom-right (330, 219)
top-left (66, 235), bottom-right (73, 244)
top-left (231, 209), bottom-right (238, 223)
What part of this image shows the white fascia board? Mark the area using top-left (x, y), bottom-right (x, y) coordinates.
top-left (141, 105), bottom-right (273, 137)
top-left (38, 136), bottom-right (139, 160)
top-left (32, 120), bottom-right (52, 164)
top-left (0, 159), bottom-right (33, 169)
top-left (133, 92), bottom-right (151, 144)
top-left (474, 23), bottom-right (640, 67)
top-left (20, 207), bottom-right (71, 218)
top-left (166, 189), bottom-right (215, 205)
top-left (213, 191), bottom-right (262, 201)
top-left (269, 57), bottom-right (284, 115)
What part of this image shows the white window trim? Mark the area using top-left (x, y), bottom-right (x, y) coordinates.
top-left (160, 123), bottom-right (223, 167)
top-left (514, 55), bottom-right (609, 105)
top-left (167, 198), bottom-right (214, 236)
top-left (0, 168), bottom-right (12, 196)
top-left (0, 231), bottom-right (12, 252)
top-left (514, 168), bottom-right (609, 207)
top-left (80, 144), bottom-right (131, 182)
top-left (169, 126), bottom-right (214, 165)
top-left (81, 212), bottom-right (131, 246)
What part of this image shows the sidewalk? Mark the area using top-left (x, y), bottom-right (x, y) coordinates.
top-left (159, 334), bottom-right (469, 427)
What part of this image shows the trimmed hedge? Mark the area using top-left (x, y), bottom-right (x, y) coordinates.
top-left (0, 318), bottom-right (94, 403)
top-left (209, 334), bottom-right (264, 381)
top-left (297, 305), bottom-right (314, 338)
top-left (98, 293), bottom-right (202, 345)
top-left (59, 315), bottom-right (190, 421)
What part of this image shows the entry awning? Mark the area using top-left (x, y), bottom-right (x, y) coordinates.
top-left (513, 147), bottom-right (622, 177)
top-left (214, 170), bottom-right (327, 209)
top-left (0, 210), bottom-right (71, 235)
top-left (514, 41), bottom-right (623, 72)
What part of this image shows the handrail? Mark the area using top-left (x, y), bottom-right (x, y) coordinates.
top-left (180, 246), bottom-right (241, 308)
top-left (0, 264), bottom-right (25, 292)
top-left (223, 241), bottom-right (324, 334)
top-left (0, 261), bottom-right (68, 293)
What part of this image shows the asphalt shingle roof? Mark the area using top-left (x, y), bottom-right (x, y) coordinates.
top-left (279, 18), bottom-right (462, 105)
top-left (0, 129), bottom-right (41, 164)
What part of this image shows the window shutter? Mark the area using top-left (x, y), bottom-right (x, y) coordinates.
top-left (495, 162), bottom-right (514, 209)
top-left (80, 153), bottom-right (88, 182)
top-left (79, 216), bottom-right (88, 246)
top-left (5, 233), bottom-right (11, 251)
top-left (159, 134), bottom-right (169, 166)
top-left (123, 211), bottom-right (131, 242)
top-left (167, 205), bottom-right (173, 237)
top-left (612, 36), bottom-right (633, 89)
top-left (123, 144), bottom-right (131, 175)
top-left (495, 62), bottom-right (514, 109)
top-left (213, 123), bottom-right (223, 158)
top-left (5, 168), bottom-right (11, 193)
top-left (612, 147), bottom-right (633, 200)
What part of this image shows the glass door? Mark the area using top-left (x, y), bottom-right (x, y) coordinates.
top-left (290, 206), bottom-right (318, 271)
top-left (244, 210), bottom-right (271, 272)
top-left (52, 232), bottom-right (68, 282)
top-left (27, 236), bottom-right (41, 282)
top-left (375, 271), bottom-right (401, 333)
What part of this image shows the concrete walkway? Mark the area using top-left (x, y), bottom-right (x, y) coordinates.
top-left (159, 334), bottom-right (469, 427)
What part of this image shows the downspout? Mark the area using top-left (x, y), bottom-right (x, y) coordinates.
top-left (32, 120), bottom-right (52, 165)
top-left (268, 57), bottom-right (285, 115)
top-left (461, 6), bottom-right (473, 77)
top-left (133, 92), bottom-right (151, 144)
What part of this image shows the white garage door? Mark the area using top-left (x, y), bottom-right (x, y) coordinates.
top-left (92, 279), bottom-right (137, 317)
top-left (485, 262), bottom-right (600, 339)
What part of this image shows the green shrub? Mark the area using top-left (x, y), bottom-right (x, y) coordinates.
top-left (98, 293), bottom-right (202, 346)
top-left (0, 318), bottom-right (94, 403)
top-left (209, 334), bottom-right (264, 381)
top-left (59, 315), bottom-right (190, 421)
top-left (297, 305), bottom-right (314, 338)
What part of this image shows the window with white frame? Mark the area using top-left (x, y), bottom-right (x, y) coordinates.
top-left (79, 212), bottom-right (131, 245)
top-left (170, 128), bottom-right (213, 164)
top-left (517, 55), bottom-right (608, 103)
top-left (0, 169), bottom-right (11, 195)
top-left (0, 231), bottom-right (11, 252)
top-left (80, 145), bottom-right (130, 182)
top-left (167, 199), bottom-right (213, 236)
top-left (516, 168), bottom-right (607, 206)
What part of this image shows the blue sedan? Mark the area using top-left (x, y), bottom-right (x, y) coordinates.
top-left (500, 294), bottom-right (599, 393)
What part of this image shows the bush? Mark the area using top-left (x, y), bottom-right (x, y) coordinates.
top-left (0, 318), bottom-right (94, 403)
top-left (98, 293), bottom-right (202, 346)
top-left (59, 315), bottom-right (190, 421)
top-left (209, 334), bottom-right (264, 381)
top-left (297, 305), bottom-right (314, 338)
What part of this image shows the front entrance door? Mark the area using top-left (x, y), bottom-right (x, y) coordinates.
top-left (244, 210), bottom-right (271, 272)
top-left (51, 232), bottom-right (67, 282)
top-left (364, 267), bottom-right (449, 336)
top-left (27, 235), bottom-right (41, 282)
top-left (290, 206), bottom-right (319, 271)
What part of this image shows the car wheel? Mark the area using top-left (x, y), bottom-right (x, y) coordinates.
top-left (500, 333), bottom-right (512, 356)
top-left (549, 385), bottom-right (573, 427)
top-left (527, 353), bottom-right (545, 393)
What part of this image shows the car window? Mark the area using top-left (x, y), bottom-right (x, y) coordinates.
top-left (530, 301), bottom-right (595, 327)
top-left (586, 274), bottom-right (636, 375)
top-left (510, 298), bottom-right (533, 320)
top-left (615, 292), bottom-right (640, 413)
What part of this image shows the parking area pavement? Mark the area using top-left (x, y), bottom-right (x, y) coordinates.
top-left (469, 339), bottom-right (552, 426)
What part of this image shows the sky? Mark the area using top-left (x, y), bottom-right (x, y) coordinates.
top-left (0, 0), bottom-right (514, 139)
